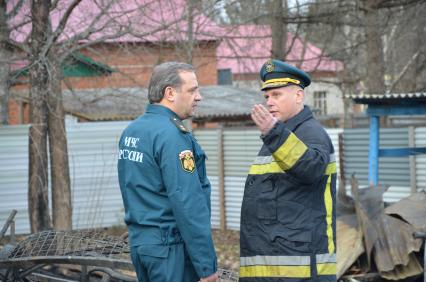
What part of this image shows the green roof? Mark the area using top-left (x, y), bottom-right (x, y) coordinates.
top-left (13, 53), bottom-right (115, 78)
top-left (63, 53), bottom-right (115, 77)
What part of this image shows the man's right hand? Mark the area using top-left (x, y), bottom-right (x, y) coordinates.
top-left (199, 272), bottom-right (219, 282)
top-left (251, 104), bottom-right (277, 135)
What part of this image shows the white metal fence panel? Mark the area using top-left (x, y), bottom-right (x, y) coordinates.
top-left (0, 125), bottom-right (31, 234)
top-left (2, 122), bottom-right (422, 234)
top-left (66, 121), bottom-right (129, 230)
top-left (223, 128), bottom-right (262, 230)
top-left (415, 127), bottom-right (426, 192)
top-left (193, 130), bottom-right (221, 228)
top-left (342, 128), bottom-right (411, 202)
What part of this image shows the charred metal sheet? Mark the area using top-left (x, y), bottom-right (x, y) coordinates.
top-left (336, 180), bottom-right (364, 278)
top-left (385, 192), bottom-right (426, 232)
top-left (336, 215), bottom-right (364, 278)
top-left (350, 178), bottom-right (423, 280)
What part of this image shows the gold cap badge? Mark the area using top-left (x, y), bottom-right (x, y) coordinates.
top-left (265, 60), bottom-right (274, 73)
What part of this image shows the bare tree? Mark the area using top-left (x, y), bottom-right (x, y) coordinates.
top-left (28, 0), bottom-right (52, 232)
top-left (270, 0), bottom-right (287, 60)
top-left (362, 0), bottom-right (385, 93)
top-left (0, 0), bottom-right (11, 125)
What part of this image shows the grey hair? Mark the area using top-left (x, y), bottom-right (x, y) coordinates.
top-left (148, 62), bottom-right (195, 104)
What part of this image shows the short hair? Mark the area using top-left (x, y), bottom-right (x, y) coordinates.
top-left (148, 62), bottom-right (195, 104)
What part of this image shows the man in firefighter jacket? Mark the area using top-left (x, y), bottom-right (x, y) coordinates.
top-left (239, 59), bottom-right (337, 281)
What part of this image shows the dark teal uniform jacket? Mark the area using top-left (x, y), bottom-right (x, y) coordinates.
top-left (117, 104), bottom-right (217, 280)
top-left (240, 106), bottom-right (337, 282)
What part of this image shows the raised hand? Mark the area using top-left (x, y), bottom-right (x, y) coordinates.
top-left (251, 104), bottom-right (277, 135)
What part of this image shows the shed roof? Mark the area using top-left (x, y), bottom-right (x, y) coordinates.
top-left (347, 92), bottom-right (426, 105)
top-left (11, 86), bottom-right (263, 121)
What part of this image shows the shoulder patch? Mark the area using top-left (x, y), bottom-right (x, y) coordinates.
top-left (179, 150), bottom-right (195, 173)
top-left (170, 117), bottom-right (189, 133)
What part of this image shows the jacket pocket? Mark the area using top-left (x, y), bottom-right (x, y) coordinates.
top-left (256, 177), bottom-right (277, 220)
top-left (277, 200), bottom-right (312, 229)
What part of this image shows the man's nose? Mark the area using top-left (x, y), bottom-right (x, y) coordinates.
top-left (195, 91), bottom-right (202, 101)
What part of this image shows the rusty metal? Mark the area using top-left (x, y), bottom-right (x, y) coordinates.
top-left (0, 210), bottom-right (17, 240)
top-left (0, 228), bottom-right (239, 281)
top-left (0, 210), bottom-right (239, 281)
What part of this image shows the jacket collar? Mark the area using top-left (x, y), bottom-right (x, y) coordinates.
top-left (284, 105), bottom-right (313, 131)
top-left (145, 104), bottom-right (180, 120)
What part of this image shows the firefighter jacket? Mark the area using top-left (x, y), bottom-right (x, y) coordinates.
top-left (240, 106), bottom-right (337, 282)
top-left (117, 104), bottom-right (217, 279)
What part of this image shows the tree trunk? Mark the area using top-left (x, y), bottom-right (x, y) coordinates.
top-left (48, 48), bottom-right (72, 231)
top-left (28, 0), bottom-right (52, 232)
top-left (270, 0), bottom-right (287, 60)
top-left (0, 0), bottom-right (10, 125)
top-left (363, 0), bottom-right (385, 94)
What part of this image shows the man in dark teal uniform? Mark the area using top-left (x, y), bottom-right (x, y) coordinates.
top-left (118, 62), bottom-right (218, 282)
top-left (239, 59), bottom-right (337, 281)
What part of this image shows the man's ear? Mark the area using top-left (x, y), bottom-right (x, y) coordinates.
top-left (296, 88), bottom-right (305, 104)
top-left (164, 86), bottom-right (175, 102)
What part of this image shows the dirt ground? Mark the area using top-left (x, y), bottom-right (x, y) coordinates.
top-left (212, 229), bottom-right (240, 272)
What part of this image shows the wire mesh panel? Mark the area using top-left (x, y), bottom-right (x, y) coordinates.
top-left (218, 267), bottom-right (239, 281)
top-left (3, 230), bottom-right (131, 267)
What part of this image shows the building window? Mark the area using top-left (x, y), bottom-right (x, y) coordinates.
top-left (314, 91), bottom-right (327, 115)
top-left (218, 69), bottom-right (232, 85)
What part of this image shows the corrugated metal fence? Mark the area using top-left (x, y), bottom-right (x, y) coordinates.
top-left (0, 122), bottom-right (424, 234)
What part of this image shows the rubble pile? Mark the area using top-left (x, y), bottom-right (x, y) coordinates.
top-left (337, 177), bottom-right (426, 281)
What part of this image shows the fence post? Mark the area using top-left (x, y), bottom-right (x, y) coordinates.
top-left (408, 126), bottom-right (417, 194)
top-left (217, 126), bottom-right (226, 231)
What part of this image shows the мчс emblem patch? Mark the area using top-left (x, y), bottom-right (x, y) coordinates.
top-left (179, 150), bottom-right (195, 173)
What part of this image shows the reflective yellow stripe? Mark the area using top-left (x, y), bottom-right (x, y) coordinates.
top-left (241, 255), bottom-right (311, 266)
top-left (324, 173), bottom-right (335, 253)
top-left (272, 133), bottom-right (307, 171)
top-left (249, 162), bottom-right (283, 174)
top-left (240, 265), bottom-right (310, 278)
top-left (317, 263), bottom-right (337, 275)
top-left (325, 162), bottom-right (336, 175)
top-left (262, 78), bottom-right (301, 89)
top-left (249, 160), bottom-right (336, 175)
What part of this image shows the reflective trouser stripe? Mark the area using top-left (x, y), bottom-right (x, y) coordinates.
top-left (272, 132), bottom-right (307, 170)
